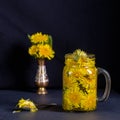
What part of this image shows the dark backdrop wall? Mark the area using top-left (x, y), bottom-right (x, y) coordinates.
top-left (0, 0), bottom-right (118, 92)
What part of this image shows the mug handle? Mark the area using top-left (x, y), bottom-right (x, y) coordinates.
top-left (97, 67), bottom-right (111, 102)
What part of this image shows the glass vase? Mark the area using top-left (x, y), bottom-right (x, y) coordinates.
top-left (35, 59), bottom-right (49, 94)
top-left (62, 53), bottom-right (111, 111)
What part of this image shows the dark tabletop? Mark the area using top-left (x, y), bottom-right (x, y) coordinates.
top-left (0, 89), bottom-right (120, 120)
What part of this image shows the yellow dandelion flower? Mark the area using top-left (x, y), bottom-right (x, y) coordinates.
top-left (29, 32), bottom-right (48, 44)
top-left (37, 44), bottom-right (55, 60)
top-left (28, 32), bottom-right (55, 60)
top-left (15, 98), bottom-right (38, 112)
top-left (28, 45), bottom-right (38, 57)
top-left (81, 93), bottom-right (96, 111)
top-left (63, 67), bottom-right (76, 88)
top-left (68, 91), bottom-right (81, 106)
top-left (63, 88), bottom-right (82, 110)
top-left (63, 74), bottom-right (78, 89)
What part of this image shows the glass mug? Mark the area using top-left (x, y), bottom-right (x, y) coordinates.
top-left (62, 50), bottom-right (111, 112)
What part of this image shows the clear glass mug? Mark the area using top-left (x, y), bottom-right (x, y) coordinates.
top-left (62, 51), bottom-right (111, 112)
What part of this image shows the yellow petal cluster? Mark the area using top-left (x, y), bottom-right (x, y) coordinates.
top-left (16, 98), bottom-right (38, 112)
top-left (28, 44), bottom-right (55, 60)
top-left (63, 49), bottom-right (97, 111)
top-left (28, 32), bottom-right (55, 60)
top-left (29, 32), bottom-right (48, 44)
top-left (37, 44), bottom-right (55, 60)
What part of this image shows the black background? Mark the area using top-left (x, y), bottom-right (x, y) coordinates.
top-left (0, 0), bottom-right (118, 92)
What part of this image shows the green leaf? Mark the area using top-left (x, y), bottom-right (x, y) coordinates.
top-left (48, 35), bottom-right (53, 47)
top-left (27, 34), bottom-right (31, 39)
top-left (73, 55), bottom-right (79, 62)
